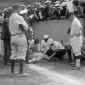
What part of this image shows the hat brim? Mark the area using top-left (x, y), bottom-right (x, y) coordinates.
top-left (45, 1), bottom-right (51, 4)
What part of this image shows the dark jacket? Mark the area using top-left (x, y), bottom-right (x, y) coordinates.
top-left (1, 18), bottom-right (11, 40)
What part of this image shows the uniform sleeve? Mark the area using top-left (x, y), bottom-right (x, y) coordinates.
top-left (15, 15), bottom-right (28, 30)
top-left (29, 40), bottom-right (34, 49)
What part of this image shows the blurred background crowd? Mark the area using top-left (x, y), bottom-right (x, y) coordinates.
top-left (0, 0), bottom-right (85, 27)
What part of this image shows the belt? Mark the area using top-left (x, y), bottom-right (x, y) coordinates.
top-left (11, 33), bottom-right (23, 36)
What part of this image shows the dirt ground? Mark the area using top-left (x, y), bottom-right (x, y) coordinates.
top-left (0, 60), bottom-right (85, 85)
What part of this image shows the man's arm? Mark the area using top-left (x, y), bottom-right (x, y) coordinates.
top-left (19, 24), bottom-right (29, 40)
top-left (49, 52), bottom-right (56, 59)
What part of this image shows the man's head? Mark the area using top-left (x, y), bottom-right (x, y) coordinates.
top-left (43, 35), bottom-right (49, 42)
top-left (48, 38), bottom-right (54, 47)
top-left (3, 8), bottom-right (8, 13)
top-left (45, 0), bottom-right (51, 6)
top-left (20, 4), bottom-right (26, 10)
top-left (34, 38), bottom-right (39, 45)
top-left (8, 7), bottom-right (13, 13)
top-left (12, 4), bottom-right (20, 13)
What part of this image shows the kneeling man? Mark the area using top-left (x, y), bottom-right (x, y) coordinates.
top-left (44, 38), bottom-right (67, 61)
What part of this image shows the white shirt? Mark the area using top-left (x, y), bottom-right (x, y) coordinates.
top-left (70, 17), bottom-right (82, 37)
top-left (9, 13), bottom-right (28, 35)
top-left (60, 0), bottom-right (74, 13)
top-left (60, 2), bottom-right (67, 7)
top-left (53, 41), bottom-right (65, 50)
top-left (45, 41), bottom-right (65, 53)
top-left (41, 39), bottom-right (49, 52)
top-left (29, 40), bottom-right (41, 53)
top-left (66, 0), bottom-right (74, 13)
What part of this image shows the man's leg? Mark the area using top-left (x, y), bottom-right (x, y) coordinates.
top-left (67, 49), bottom-right (72, 62)
top-left (3, 39), bottom-right (11, 65)
top-left (72, 55), bottom-right (81, 70)
top-left (7, 39), bottom-right (11, 64)
top-left (25, 49), bottom-right (29, 64)
top-left (3, 39), bottom-right (7, 65)
top-left (54, 49), bottom-right (66, 60)
top-left (76, 59), bottom-right (80, 68)
top-left (11, 60), bottom-right (15, 73)
top-left (19, 59), bottom-right (24, 74)
top-left (17, 34), bottom-right (29, 76)
top-left (75, 55), bottom-right (81, 69)
top-left (29, 53), bottom-right (43, 63)
top-left (3, 49), bottom-right (7, 65)
top-left (65, 45), bottom-right (73, 63)
top-left (18, 59), bottom-right (29, 76)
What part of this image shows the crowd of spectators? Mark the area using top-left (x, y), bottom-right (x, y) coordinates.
top-left (0, 0), bottom-right (85, 26)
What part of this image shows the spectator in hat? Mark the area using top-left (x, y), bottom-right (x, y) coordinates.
top-left (33, 2), bottom-right (43, 21)
top-left (27, 5), bottom-right (34, 17)
top-left (60, 0), bottom-right (67, 18)
top-left (19, 5), bottom-right (28, 21)
top-left (27, 5), bottom-right (35, 26)
top-left (54, 1), bottom-right (61, 19)
top-left (38, 4), bottom-right (44, 20)
top-left (42, 0), bottom-right (51, 20)
top-left (65, 0), bottom-right (75, 18)
top-left (45, 0), bottom-right (51, 4)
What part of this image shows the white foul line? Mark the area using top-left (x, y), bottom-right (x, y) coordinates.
top-left (28, 64), bottom-right (84, 85)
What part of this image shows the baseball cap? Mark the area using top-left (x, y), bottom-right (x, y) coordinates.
top-left (44, 35), bottom-right (49, 39)
top-left (48, 38), bottom-right (54, 45)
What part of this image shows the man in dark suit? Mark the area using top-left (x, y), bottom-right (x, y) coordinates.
top-left (1, 9), bottom-right (12, 65)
